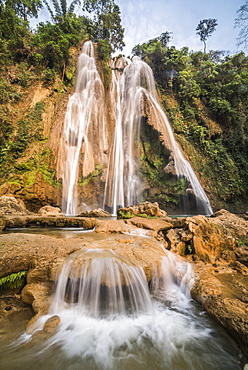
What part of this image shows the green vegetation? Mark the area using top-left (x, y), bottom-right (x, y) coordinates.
top-left (0, 271), bottom-right (27, 291)
top-left (78, 164), bottom-right (103, 186)
top-left (117, 210), bottom-right (134, 219)
top-left (132, 36), bottom-right (248, 211)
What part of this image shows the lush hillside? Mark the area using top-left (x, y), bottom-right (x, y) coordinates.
top-left (0, 0), bottom-right (247, 212)
top-left (132, 38), bottom-right (248, 212)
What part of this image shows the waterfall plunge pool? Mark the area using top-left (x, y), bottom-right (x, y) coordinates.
top-left (0, 228), bottom-right (246, 370)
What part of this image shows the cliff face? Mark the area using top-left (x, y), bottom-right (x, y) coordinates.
top-left (0, 46), bottom-right (246, 213)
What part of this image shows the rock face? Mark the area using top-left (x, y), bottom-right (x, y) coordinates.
top-left (0, 196), bottom-right (30, 215)
top-left (0, 206), bottom-right (247, 358)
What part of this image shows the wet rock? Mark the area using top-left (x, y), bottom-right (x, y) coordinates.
top-left (77, 208), bottom-right (112, 217)
top-left (21, 282), bottom-right (53, 314)
top-left (38, 206), bottom-right (65, 217)
top-left (0, 217), bottom-right (6, 231)
top-left (26, 315), bottom-right (60, 340)
top-left (94, 219), bottom-right (154, 236)
top-left (0, 196), bottom-right (30, 215)
top-left (117, 201), bottom-right (167, 218)
top-left (43, 315), bottom-right (60, 333)
top-left (126, 216), bottom-right (173, 234)
top-left (0, 233), bottom-right (84, 278)
top-left (0, 294), bottom-right (34, 346)
top-left (166, 228), bottom-right (187, 255)
top-left (192, 262), bottom-right (248, 358)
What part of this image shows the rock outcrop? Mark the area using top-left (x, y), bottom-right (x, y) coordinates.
top-left (37, 205), bottom-right (65, 217)
top-left (117, 201), bottom-right (168, 218)
top-left (0, 196), bottom-right (30, 215)
top-left (77, 208), bottom-right (112, 218)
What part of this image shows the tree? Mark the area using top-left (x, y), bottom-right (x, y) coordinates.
top-left (43, 0), bottom-right (80, 23)
top-left (196, 19), bottom-right (218, 53)
top-left (3, 0), bottom-right (43, 21)
top-left (235, 1), bottom-right (248, 50)
top-left (159, 31), bottom-right (172, 47)
top-left (82, 0), bottom-right (125, 52)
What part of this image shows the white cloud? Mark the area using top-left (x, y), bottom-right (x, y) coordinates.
top-left (116, 0), bottom-right (245, 55)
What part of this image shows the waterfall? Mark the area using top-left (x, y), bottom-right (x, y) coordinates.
top-left (104, 56), bottom-right (212, 215)
top-left (12, 248), bottom-right (242, 370)
top-left (50, 255), bottom-right (153, 317)
top-left (60, 41), bottom-right (107, 215)
top-left (60, 41), bottom-right (212, 216)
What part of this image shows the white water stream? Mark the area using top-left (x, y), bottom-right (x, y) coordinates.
top-left (0, 238), bottom-right (243, 370)
top-left (104, 56), bottom-right (212, 215)
top-left (60, 41), bottom-right (212, 216)
top-left (60, 41), bottom-right (107, 215)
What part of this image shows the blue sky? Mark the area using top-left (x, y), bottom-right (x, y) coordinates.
top-left (115, 0), bottom-right (245, 56)
top-left (32, 0), bottom-right (245, 56)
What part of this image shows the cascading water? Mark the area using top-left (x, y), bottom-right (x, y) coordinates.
top-left (104, 56), bottom-right (212, 215)
top-left (60, 41), bottom-right (212, 216)
top-left (60, 41), bottom-right (107, 215)
top-left (1, 244), bottom-right (243, 370)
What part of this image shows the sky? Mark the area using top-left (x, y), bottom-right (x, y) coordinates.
top-left (32, 0), bottom-right (245, 56)
top-left (114, 0), bottom-right (245, 56)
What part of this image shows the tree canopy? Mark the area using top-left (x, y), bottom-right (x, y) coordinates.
top-left (82, 0), bottom-right (125, 51)
top-left (196, 19), bottom-right (218, 53)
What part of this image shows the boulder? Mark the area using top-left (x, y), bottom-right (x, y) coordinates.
top-left (117, 201), bottom-right (167, 218)
top-left (77, 208), bottom-right (112, 217)
top-left (21, 282), bottom-right (53, 314)
top-left (192, 261), bottom-right (248, 358)
top-left (38, 206), bottom-right (65, 217)
top-left (185, 215), bottom-right (236, 263)
top-left (0, 196), bottom-right (30, 215)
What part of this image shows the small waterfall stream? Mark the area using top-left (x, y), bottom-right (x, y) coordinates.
top-left (1, 244), bottom-right (243, 370)
top-left (60, 41), bottom-right (212, 216)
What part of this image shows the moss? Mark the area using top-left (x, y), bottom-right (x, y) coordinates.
top-left (118, 210), bottom-right (135, 219)
top-left (0, 271), bottom-right (27, 291)
top-left (12, 148), bottom-right (60, 189)
top-left (78, 164), bottom-right (103, 187)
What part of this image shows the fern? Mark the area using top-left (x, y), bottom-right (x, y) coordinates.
top-left (0, 271), bottom-right (27, 291)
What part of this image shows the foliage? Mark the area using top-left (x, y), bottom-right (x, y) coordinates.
top-left (78, 164), bottom-right (103, 186)
top-left (43, 0), bottom-right (80, 23)
top-left (132, 35), bottom-right (248, 210)
top-left (97, 39), bottom-right (111, 88)
top-left (30, 16), bottom-right (91, 78)
top-left (117, 210), bottom-right (134, 219)
top-left (83, 0), bottom-right (125, 52)
top-left (196, 19), bottom-right (218, 53)
top-left (0, 270), bottom-right (27, 290)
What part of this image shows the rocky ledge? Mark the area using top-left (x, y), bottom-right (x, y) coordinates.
top-left (0, 198), bottom-right (247, 359)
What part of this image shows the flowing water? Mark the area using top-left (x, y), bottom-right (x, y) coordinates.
top-left (60, 41), bottom-right (107, 215)
top-left (60, 41), bottom-right (212, 216)
top-left (104, 56), bottom-right (212, 215)
top-left (0, 233), bottom-right (244, 370)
